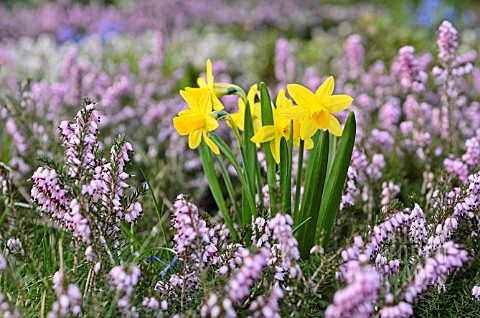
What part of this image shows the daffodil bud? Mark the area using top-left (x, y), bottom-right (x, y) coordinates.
top-left (213, 83), bottom-right (239, 97)
top-left (210, 110), bottom-right (230, 120)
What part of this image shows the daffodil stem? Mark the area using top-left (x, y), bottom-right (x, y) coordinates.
top-left (227, 117), bottom-right (244, 149)
top-left (216, 154), bottom-right (242, 225)
top-left (232, 84), bottom-right (248, 104)
top-left (294, 140), bottom-right (304, 217)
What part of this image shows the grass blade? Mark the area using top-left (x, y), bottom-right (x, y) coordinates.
top-left (140, 168), bottom-right (170, 260)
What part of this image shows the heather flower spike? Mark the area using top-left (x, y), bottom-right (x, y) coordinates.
top-left (173, 90), bottom-right (220, 154)
top-left (281, 76), bottom-right (353, 138)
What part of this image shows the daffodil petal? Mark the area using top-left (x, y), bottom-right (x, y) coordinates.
top-left (276, 89), bottom-right (287, 109)
top-left (199, 91), bottom-right (212, 114)
top-left (173, 116), bottom-right (188, 135)
top-left (287, 84), bottom-right (315, 107)
top-left (188, 129), bottom-right (202, 149)
top-left (205, 116), bottom-right (219, 131)
top-left (300, 116), bottom-right (318, 141)
top-left (270, 138), bottom-right (281, 164)
top-left (326, 95), bottom-right (353, 113)
top-left (179, 90), bottom-right (198, 108)
top-left (197, 77), bottom-right (208, 88)
top-left (251, 126), bottom-right (276, 143)
top-left (206, 59), bottom-right (214, 87)
top-left (247, 84), bottom-right (258, 105)
top-left (212, 94), bottom-right (224, 111)
top-left (204, 133), bottom-right (220, 154)
top-left (315, 76), bottom-right (334, 104)
top-left (185, 87), bottom-right (208, 104)
top-left (178, 109), bottom-right (193, 116)
top-left (304, 138), bottom-right (314, 149)
top-left (327, 115), bottom-right (343, 136)
top-left (279, 106), bottom-right (308, 120)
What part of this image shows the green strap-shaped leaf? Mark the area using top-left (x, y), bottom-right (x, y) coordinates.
top-left (242, 100), bottom-right (257, 227)
top-left (293, 140), bottom-right (305, 216)
top-left (279, 137), bottom-right (291, 215)
top-left (296, 130), bottom-right (329, 259)
top-left (259, 83), bottom-right (277, 215)
top-left (199, 139), bottom-right (238, 242)
top-left (317, 111), bottom-right (356, 249)
top-left (210, 134), bottom-right (257, 218)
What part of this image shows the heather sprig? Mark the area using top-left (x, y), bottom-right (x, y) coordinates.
top-left (30, 99), bottom-right (144, 266)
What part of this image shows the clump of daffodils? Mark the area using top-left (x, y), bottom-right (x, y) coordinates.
top-left (173, 60), bottom-right (353, 159)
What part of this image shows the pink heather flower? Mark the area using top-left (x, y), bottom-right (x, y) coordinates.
top-left (161, 300), bottom-right (168, 311)
top-left (437, 21), bottom-right (458, 64)
top-left (172, 195), bottom-right (219, 265)
top-left (452, 50), bottom-right (476, 76)
top-left (249, 285), bottom-right (284, 318)
top-left (5, 117), bottom-right (28, 155)
top-left (48, 271), bottom-right (82, 318)
top-left (6, 237), bottom-right (24, 257)
top-left (364, 211), bottom-right (411, 259)
top-left (252, 217), bottom-right (272, 248)
top-left (155, 271), bottom-right (201, 300)
top-left (472, 285), bottom-right (480, 301)
top-left (326, 261), bottom-right (381, 318)
top-left (370, 129), bottom-right (394, 153)
top-left (404, 241), bottom-right (468, 303)
top-left (409, 204), bottom-right (428, 247)
top-left (462, 135), bottom-right (480, 167)
top-left (268, 213), bottom-right (301, 279)
top-left (366, 153), bottom-right (386, 181)
top-left (381, 181), bottom-right (400, 206)
top-left (109, 265), bottom-right (141, 309)
top-left (141, 297), bottom-right (159, 309)
top-left (200, 294), bottom-right (236, 318)
top-left (0, 251), bottom-right (6, 271)
top-left (394, 46), bottom-right (427, 93)
top-left (0, 292), bottom-right (20, 317)
top-left (341, 167), bottom-right (358, 211)
top-left (227, 248), bottom-right (270, 302)
top-left (344, 34), bottom-right (364, 79)
top-left (444, 155), bottom-right (469, 183)
top-left (380, 302), bottom-right (413, 318)
top-left (274, 38), bottom-right (296, 83)
top-left (378, 98), bottom-right (401, 130)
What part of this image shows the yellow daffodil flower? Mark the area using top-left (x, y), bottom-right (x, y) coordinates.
top-left (185, 59), bottom-right (227, 111)
top-left (173, 90), bottom-right (220, 154)
top-left (280, 77), bottom-right (353, 139)
top-left (229, 84), bottom-right (262, 132)
top-left (275, 89), bottom-right (314, 149)
top-left (251, 98), bottom-right (291, 164)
